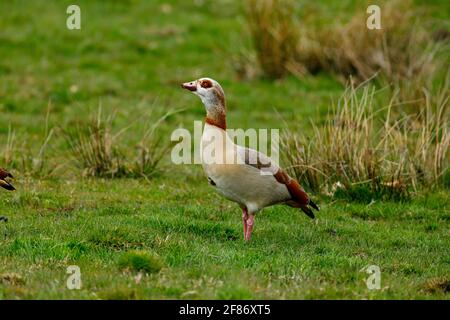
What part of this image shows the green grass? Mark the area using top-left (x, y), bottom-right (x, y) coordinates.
top-left (0, 0), bottom-right (449, 299)
top-left (0, 178), bottom-right (448, 299)
top-left (118, 250), bottom-right (164, 274)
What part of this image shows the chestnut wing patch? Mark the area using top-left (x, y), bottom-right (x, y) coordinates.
top-left (0, 168), bottom-right (15, 191)
top-left (0, 168), bottom-right (13, 180)
top-left (274, 168), bottom-right (318, 219)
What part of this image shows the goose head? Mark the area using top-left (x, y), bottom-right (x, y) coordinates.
top-left (181, 77), bottom-right (226, 129)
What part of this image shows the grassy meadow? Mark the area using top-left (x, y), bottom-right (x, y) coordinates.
top-left (0, 0), bottom-right (449, 299)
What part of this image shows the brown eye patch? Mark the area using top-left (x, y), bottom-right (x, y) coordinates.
top-left (200, 80), bottom-right (213, 89)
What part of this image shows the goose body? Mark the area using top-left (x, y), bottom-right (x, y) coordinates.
top-left (182, 77), bottom-right (319, 240)
top-left (201, 122), bottom-right (291, 214)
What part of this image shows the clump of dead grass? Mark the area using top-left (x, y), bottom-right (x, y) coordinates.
top-left (282, 78), bottom-right (449, 200)
top-left (63, 107), bottom-right (128, 178)
top-left (63, 107), bottom-right (175, 179)
top-left (306, 1), bottom-right (442, 81)
top-left (1, 103), bottom-right (60, 178)
top-left (243, 0), bottom-right (447, 111)
top-left (423, 277), bottom-right (450, 294)
top-left (246, 0), bottom-right (303, 79)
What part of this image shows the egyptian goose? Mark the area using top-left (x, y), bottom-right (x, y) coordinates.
top-left (0, 168), bottom-right (15, 222)
top-left (181, 78), bottom-right (319, 241)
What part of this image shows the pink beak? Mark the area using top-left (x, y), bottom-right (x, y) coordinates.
top-left (181, 81), bottom-right (197, 92)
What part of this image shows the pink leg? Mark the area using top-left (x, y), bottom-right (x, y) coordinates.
top-left (244, 215), bottom-right (255, 241)
top-left (242, 207), bottom-right (248, 239)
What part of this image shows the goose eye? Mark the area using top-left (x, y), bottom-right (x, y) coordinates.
top-left (200, 80), bottom-right (212, 89)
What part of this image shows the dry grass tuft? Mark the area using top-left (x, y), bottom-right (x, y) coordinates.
top-left (282, 78), bottom-right (449, 200)
top-left (63, 107), bottom-right (128, 178)
top-left (244, 0), bottom-right (447, 110)
top-left (0, 272), bottom-right (25, 286)
top-left (246, 0), bottom-right (302, 79)
top-left (2, 104), bottom-right (59, 178)
top-left (423, 277), bottom-right (450, 294)
top-left (63, 107), bottom-right (174, 179)
top-left (307, 1), bottom-right (442, 81)
top-left (132, 111), bottom-right (174, 179)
